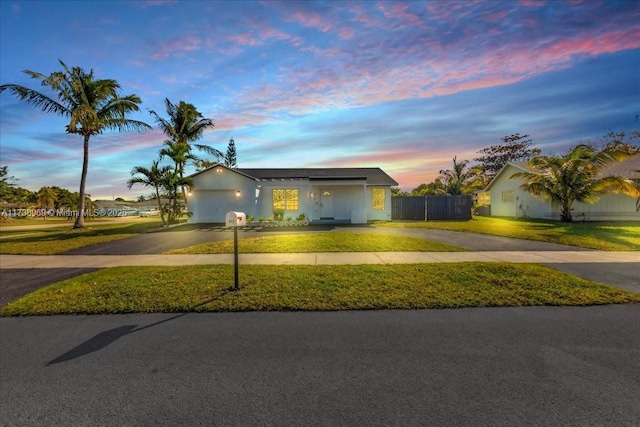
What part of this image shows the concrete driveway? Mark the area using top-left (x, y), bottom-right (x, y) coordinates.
top-left (1, 306), bottom-right (639, 426)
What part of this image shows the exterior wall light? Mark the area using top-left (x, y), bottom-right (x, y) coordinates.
top-left (236, 190), bottom-right (241, 197)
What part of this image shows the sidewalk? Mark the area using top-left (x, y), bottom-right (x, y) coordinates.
top-left (1, 251), bottom-right (638, 268)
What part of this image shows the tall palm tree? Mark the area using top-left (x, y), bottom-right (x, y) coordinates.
top-left (0, 60), bottom-right (151, 229)
top-left (127, 159), bottom-right (172, 226)
top-left (438, 156), bottom-right (485, 195)
top-left (511, 144), bottom-right (638, 222)
top-left (150, 99), bottom-right (219, 203)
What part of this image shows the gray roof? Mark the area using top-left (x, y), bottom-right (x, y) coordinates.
top-left (191, 164), bottom-right (398, 186)
top-left (599, 155), bottom-right (640, 179)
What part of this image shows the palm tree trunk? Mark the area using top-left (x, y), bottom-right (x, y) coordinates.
top-left (179, 166), bottom-right (188, 210)
top-left (155, 187), bottom-right (166, 226)
top-left (561, 203), bottom-right (572, 222)
top-left (74, 134), bottom-right (90, 229)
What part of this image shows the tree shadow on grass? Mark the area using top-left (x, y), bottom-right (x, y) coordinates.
top-left (46, 288), bottom-right (235, 366)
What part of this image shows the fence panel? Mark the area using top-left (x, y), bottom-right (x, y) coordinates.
top-left (391, 196), bottom-right (426, 220)
top-left (425, 195), bottom-right (472, 220)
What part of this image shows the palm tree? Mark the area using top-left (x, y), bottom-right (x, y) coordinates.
top-left (0, 60), bottom-right (151, 229)
top-left (158, 168), bottom-right (192, 224)
top-left (36, 187), bottom-right (57, 220)
top-left (438, 156), bottom-right (485, 195)
top-left (127, 159), bottom-right (172, 226)
top-left (150, 99), bottom-right (218, 203)
top-left (511, 144), bottom-right (638, 222)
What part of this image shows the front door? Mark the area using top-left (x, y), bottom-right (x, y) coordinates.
top-left (320, 189), bottom-right (334, 219)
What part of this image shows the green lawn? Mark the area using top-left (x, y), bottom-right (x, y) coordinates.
top-left (167, 233), bottom-right (465, 254)
top-left (2, 263), bottom-right (638, 316)
top-left (0, 215), bottom-right (121, 227)
top-left (374, 217), bottom-right (640, 251)
top-left (0, 220), bottom-right (163, 254)
top-left (2, 216), bottom-right (639, 255)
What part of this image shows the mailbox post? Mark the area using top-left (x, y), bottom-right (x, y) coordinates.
top-left (225, 211), bottom-right (246, 289)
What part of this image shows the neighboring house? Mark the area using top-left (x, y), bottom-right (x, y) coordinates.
top-left (482, 155), bottom-right (640, 221)
top-left (186, 164), bottom-right (398, 224)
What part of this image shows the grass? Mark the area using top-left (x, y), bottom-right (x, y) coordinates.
top-left (167, 233), bottom-right (465, 254)
top-left (1, 263), bottom-right (638, 316)
top-left (2, 216), bottom-right (638, 254)
top-left (0, 219), bottom-right (163, 255)
top-left (0, 216), bottom-right (96, 227)
top-left (374, 217), bottom-right (640, 251)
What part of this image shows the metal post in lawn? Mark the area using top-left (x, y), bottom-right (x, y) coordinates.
top-left (233, 225), bottom-right (239, 290)
top-left (226, 211), bottom-right (246, 291)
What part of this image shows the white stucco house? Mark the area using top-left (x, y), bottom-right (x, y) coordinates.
top-left (186, 164), bottom-right (398, 224)
top-left (482, 155), bottom-right (640, 221)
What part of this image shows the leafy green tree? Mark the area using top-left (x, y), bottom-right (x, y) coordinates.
top-left (438, 157), bottom-right (485, 195)
top-left (411, 180), bottom-right (446, 196)
top-left (391, 187), bottom-right (410, 196)
top-left (36, 187), bottom-right (57, 219)
top-left (50, 186), bottom-right (74, 209)
top-left (0, 60), bottom-right (151, 229)
top-left (600, 131), bottom-right (640, 154)
top-left (224, 137), bottom-right (238, 168)
top-left (475, 133), bottom-right (540, 181)
top-left (511, 144), bottom-right (638, 222)
top-left (36, 187), bottom-right (57, 209)
top-left (127, 159), bottom-right (172, 226)
top-left (0, 166), bottom-right (16, 202)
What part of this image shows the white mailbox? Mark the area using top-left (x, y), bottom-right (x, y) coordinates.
top-left (225, 211), bottom-right (246, 227)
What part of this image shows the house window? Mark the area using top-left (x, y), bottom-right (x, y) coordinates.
top-left (372, 188), bottom-right (385, 210)
top-left (272, 189), bottom-right (299, 211)
top-left (502, 191), bottom-right (515, 203)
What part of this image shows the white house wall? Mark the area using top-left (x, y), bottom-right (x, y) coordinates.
top-left (256, 182), bottom-right (313, 220)
top-left (488, 164), bottom-right (639, 221)
top-left (489, 165), bottom-right (550, 218)
top-left (187, 167), bottom-right (395, 224)
top-left (188, 168), bottom-right (256, 223)
top-left (366, 187), bottom-right (392, 221)
top-left (565, 194), bottom-right (639, 221)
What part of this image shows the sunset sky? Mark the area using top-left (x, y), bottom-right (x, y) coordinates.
top-left (1, 0), bottom-right (639, 199)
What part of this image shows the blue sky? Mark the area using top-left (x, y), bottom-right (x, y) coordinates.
top-left (1, 0), bottom-right (639, 199)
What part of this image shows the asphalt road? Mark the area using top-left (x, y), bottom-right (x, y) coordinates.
top-left (0, 268), bottom-right (98, 307)
top-left (1, 306), bottom-right (639, 426)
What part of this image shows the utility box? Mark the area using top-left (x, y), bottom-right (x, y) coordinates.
top-left (225, 211), bottom-right (246, 227)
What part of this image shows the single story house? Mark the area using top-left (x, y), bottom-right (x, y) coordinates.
top-left (186, 164), bottom-right (398, 224)
top-left (481, 155), bottom-right (640, 221)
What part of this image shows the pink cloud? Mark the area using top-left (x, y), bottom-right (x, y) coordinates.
top-left (518, 0), bottom-right (547, 6)
top-left (228, 33), bottom-right (262, 46)
top-left (151, 36), bottom-right (202, 59)
top-left (376, 2), bottom-right (424, 28)
top-left (483, 10), bottom-right (509, 23)
top-left (286, 10), bottom-right (333, 32)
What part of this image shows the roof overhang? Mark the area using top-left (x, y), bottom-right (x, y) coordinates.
top-left (309, 176), bottom-right (367, 180)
